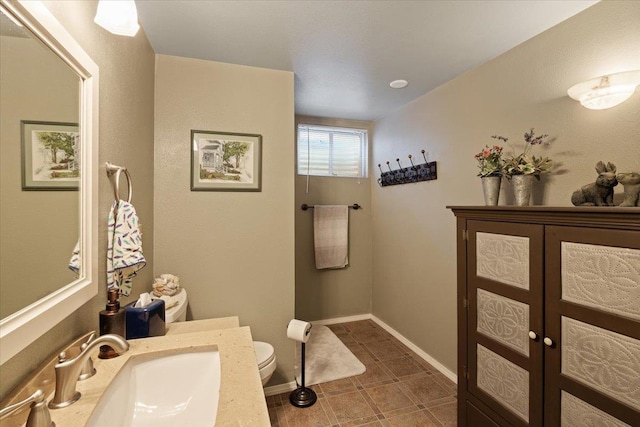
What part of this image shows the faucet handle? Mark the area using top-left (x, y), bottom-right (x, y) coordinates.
top-left (49, 334), bottom-right (129, 409)
top-left (78, 333), bottom-right (97, 380)
top-left (0, 389), bottom-right (55, 427)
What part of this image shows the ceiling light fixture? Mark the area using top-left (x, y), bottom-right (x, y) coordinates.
top-left (567, 70), bottom-right (640, 110)
top-left (94, 0), bottom-right (140, 37)
top-left (390, 80), bottom-right (408, 89)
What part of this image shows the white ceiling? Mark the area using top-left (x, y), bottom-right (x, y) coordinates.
top-left (137, 0), bottom-right (598, 122)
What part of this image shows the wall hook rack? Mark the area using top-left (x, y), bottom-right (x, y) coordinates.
top-left (377, 150), bottom-right (437, 187)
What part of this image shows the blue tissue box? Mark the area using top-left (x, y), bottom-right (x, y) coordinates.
top-left (125, 299), bottom-right (166, 340)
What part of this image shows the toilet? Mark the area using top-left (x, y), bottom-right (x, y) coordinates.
top-left (161, 288), bottom-right (276, 386)
top-left (253, 341), bottom-right (276, 386)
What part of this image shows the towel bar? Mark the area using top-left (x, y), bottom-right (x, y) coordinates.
top-left (301, 203), bottom-right (361, 211)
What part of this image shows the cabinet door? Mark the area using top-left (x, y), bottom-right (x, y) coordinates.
top-left (467, 221), bottom-right (544, 426)
top-left (545, 226), bottom-right (640, 426)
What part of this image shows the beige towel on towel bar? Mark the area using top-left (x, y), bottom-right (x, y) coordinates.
top-left (314, 205), bottom-right (349, 269)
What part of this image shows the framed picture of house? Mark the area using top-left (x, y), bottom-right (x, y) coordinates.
top-left (190, 130), bottom-right (262, 192)
top-left (21, 120), bottom-right (80, 190)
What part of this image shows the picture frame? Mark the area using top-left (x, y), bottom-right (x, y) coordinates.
top-left (191, 130), bottom-right (262, 192)
top-left (21, 120), bottom-right (80, 190)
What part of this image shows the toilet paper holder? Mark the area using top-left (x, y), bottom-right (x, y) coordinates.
top-left (287, 319), bottom-right (316, 408)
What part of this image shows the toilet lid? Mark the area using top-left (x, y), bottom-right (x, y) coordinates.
top-left (253, 341), bottom-right (275, 369)
top-left (164, 288), bottom-right (187, 323)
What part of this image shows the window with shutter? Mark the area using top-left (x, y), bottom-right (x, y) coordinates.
top-left (297, 124), bottom-right (368, 178)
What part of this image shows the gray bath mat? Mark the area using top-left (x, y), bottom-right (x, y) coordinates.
top-left (295, 325), bottom-right (366, 386)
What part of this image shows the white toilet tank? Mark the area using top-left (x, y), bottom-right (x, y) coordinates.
top-left (162, 289), bottom-right (188, 323)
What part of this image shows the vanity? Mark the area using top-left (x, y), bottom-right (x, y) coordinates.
top-left (2, 317), bottom-right (271, 426)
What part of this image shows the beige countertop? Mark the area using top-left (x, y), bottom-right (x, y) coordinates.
top-left (166, 316), bottom-right (240, 335)
top-left (2, 317), bottom-right (270, 427)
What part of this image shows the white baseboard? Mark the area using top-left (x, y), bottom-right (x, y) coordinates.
top-left (310, 313), bottom-right (372, 326)
top-left (264, 381), bottom-right (297, 397)
top-left (370, 315), bottom-right (457, 384)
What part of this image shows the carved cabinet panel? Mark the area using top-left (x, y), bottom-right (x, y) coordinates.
top-left (450, 207), bottom-right (640, 427)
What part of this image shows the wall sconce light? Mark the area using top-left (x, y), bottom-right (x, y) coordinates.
top-left (568, 70), bottom-right (640, 110)
top-left (94, 0), bottom-right (140, 37)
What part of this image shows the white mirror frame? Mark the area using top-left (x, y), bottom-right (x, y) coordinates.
top-left (0, 0), bottom-right (98, 365)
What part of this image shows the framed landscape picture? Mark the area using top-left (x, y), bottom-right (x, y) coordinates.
top-left (191, 130), bottom-right (262, 192)
top-left (21, 120), bottom-right (80, 190)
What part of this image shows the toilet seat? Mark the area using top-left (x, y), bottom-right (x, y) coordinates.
top-left (253, 341), bottom-right (275, 369)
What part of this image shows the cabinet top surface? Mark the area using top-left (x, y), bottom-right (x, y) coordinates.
top-left (447, 206), bottom-right (639, 230)
top-left (447, 206), bottom-right (640, 214)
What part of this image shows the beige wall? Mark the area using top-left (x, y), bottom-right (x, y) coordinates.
top-left (153, 55), bottom-right (295, 385)
top-left (0, 35), bottom-right (79, 318)
top-left (1, 0), bottom-right (155, 399)
top-left (372, 0), bottom-right (640, 374)
top-left (295, 116), bottom-right (373, 321)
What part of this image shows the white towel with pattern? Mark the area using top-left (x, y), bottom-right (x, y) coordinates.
top-left (106, 200), bottom-right (146, 296)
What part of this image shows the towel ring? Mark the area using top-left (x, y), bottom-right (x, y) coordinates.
top-left (105, 162), bottom-right (132, 203)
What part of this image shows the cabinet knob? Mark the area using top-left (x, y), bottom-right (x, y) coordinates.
top-left (528, 331), bottom-right (538, 340)
top-left (544, 337), bottom-right (554, 347)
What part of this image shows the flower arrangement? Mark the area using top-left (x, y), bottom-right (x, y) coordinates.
top-left (474, 145), bottom-right (503, 177)
top-left (494, 128), bottom-right (552, 179)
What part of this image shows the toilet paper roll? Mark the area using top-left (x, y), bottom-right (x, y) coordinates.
top-left (287, 319), bottom-right (312, 343)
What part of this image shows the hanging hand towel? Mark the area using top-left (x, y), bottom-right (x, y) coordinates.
top-left (107, 200), bottom-right (146, 296)
top-left (314, 205), bottom-right (349, 269)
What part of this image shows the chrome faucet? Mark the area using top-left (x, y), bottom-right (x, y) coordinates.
top-left (0, 389), bottom-right (54, 427)
top-left (48, 334), bottom-right (129, 409)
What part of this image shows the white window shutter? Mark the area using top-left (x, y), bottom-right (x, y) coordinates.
top-left (297, 124), bottom-right (368, 178)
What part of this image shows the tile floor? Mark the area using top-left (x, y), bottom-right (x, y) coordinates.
top-left (266, 320), bottom-right (457, 427)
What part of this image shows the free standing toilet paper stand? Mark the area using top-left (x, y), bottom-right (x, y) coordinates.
top-left (287, 319), bottom-right (316, 408)
top-left (290, 339), bottom-right (317, 408)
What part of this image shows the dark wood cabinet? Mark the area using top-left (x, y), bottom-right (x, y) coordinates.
top-left (449, 207), bottom-right (640, 426)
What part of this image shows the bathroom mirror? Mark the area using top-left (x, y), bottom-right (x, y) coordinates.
top-left (0, 5), bottom-right (80, 320)
top-left (0, 0), bottom-right (98, 365)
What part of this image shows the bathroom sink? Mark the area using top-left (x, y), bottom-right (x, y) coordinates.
top-left (86, 349), bottom-right (221, 427)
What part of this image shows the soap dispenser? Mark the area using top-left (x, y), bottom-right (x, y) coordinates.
top-left (98, 289), bottom-right (126, 359)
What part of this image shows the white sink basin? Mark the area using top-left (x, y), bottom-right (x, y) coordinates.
top-left (86, 349), bottom-right (221, 427)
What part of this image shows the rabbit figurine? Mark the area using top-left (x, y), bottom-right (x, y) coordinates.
top-left (616, 172), bottom-right (640, 207)
top-left (571, 161), bottom-right (618, 206)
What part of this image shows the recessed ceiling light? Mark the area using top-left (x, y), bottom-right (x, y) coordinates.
top-left (389, 80), bottom-right (408, 89)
